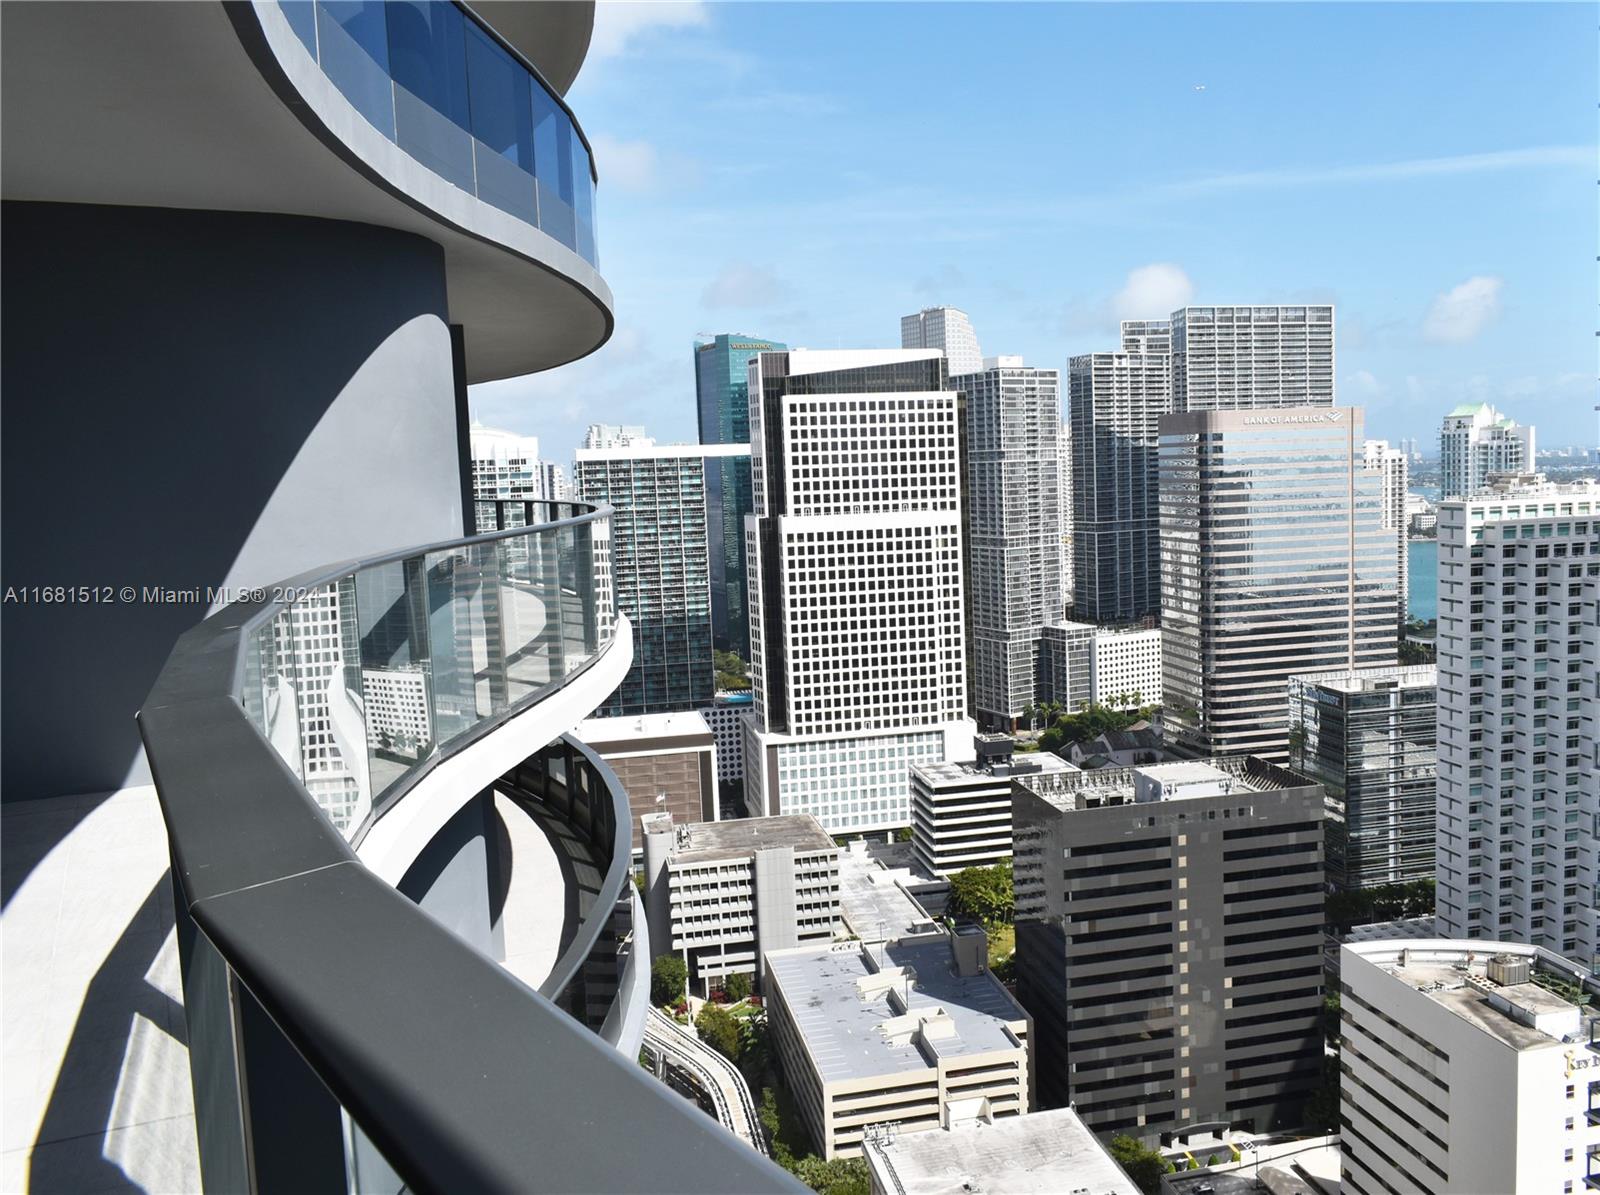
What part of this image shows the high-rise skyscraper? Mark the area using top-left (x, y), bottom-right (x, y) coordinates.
top-left (470, 424), bottom-right (569, 527)
top-left (1287, 664), bottom-right (1437, 890)
top-left (742, 349), bottom-right (973, 832)
top-left (694, 333), bottom-right (786, 659)
top-left (1160, 406), bottom-right (1399, 761)
top-left (1432, 477), bottom-right (1599, 964)
top-left (1057, 419), bottom-right (1072, 611)
top-left (1068, 345), bottom-right (1171, 623)
top-left (575, 434), bottom-right (749, 715)
top-left (1363, 438), bottom-right (1410, 626)
top-left (955, 356), bottom-right (1061, 729)
top-left (1438, 402), bottom-right (1535, 500)
top-left (1169, 305), bottom-right (1335, 410)
top-left (900, 306), bottom-right (983, 376)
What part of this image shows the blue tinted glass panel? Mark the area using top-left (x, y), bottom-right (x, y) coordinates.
top-left (464, 22), bottom-right (536, 222)
top-left (531, 88), bottom-right (576, 250)
top-left (385, 1), bottom-right (473, 190)
top-left (570, 135), bottom-right (596, 265)
top-left (316, 1), bottom-right (395, 138)
top-left (279, 1), bottom-right (318, 56)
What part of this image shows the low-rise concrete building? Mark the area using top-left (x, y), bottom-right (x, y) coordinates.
top-left (764, 931), bottom-right (1032, 1159)
top-left (910, 736), bottom-right (1076, 877)
top-left (862, 1105), bottom-right (1138, 1195)
top-left (576, 711), bottom-right (719, 845)
top-left (641, 811), bottom-right (838, 994)
top-left (1340, 939), bottom-right (1600, 1195)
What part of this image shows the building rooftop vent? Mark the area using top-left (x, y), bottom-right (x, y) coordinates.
top-left (1487, 954), bottom-right (1531, 986)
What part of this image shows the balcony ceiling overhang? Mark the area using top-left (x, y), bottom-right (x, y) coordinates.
top-left (468, 0), bottom-right (595, 96)
top-left (0, 1), bottom-right (612, 382)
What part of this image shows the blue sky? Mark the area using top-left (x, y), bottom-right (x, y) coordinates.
top-left (470, 1), bottom-right (1597, 462)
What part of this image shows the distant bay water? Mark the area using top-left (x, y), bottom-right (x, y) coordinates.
top-left (1409, 538), bottom-right (1438, 622)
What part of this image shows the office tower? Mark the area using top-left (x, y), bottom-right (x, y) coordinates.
top-left (1364, 438), bottom-right (1410, 625)
top-left (1159, 406), bottom-right (1399, 761)
top-left (1340, 941), bottom-right (1600, 1195)
top-left (910, 735), bottom-right (1074, 876)
top-left (1058, 419), bottom-right (1073, 611)
top-left (1439, 402), bottom-right (1536, 499)
top-left (954, 357), bottom-right (1062, 729)
top-left (575, 711), bottom-right (720, 840)
top-left (1169, 305), bottom-right (1335, 411)
top-left (699, 690), bottom-right (753, 813)
top-left (1036, 619), bottom-right (1162, 712)
top-left (1432, 478), bottom-right (1600, 964)
top-left (575, 436), bottom-right (747, 715)
top-left (1012, 759), bottom-right (1326, 1139)
top-left (694, 333), bottom-right (787, 659)
top-left (4, 2), bottom-right (794, 1189)
top-left (900, 305), bottom-right (983, 376)
top-left (1068, 347), bottom-right (1172, 623)
top-left (742, 349), bottom-right (973, 833)
top-left (1287, 665), bottom-right (1438, 890)
top-left (764, 930), bottom-right (1031, 1159)
top-left (640, 811), bottom-right (838, 993)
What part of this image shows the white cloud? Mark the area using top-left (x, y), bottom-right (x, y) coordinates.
top-left (702, 263), bottom-right (791, 310)
top-left (1111, 263), bottom-right (1194, 322)
top-left (590, 134), bottom-right (659, 192)
top-left (1347, 369), bottom-right (1383, 396)
top-left (1165, 145), bottom-right (1591, 198)
top-left (590, 2), bottom-right (709, 59)
top-left (1423, 275), bottom-right (1503, 344)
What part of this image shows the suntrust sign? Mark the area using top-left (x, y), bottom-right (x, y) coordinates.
top-left (1241, 411), bottom-right (1345, 426)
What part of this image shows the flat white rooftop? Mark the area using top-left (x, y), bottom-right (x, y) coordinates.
top-left (765, 935), bottom-right (1026, 1085)
top-left (1289, 663), bottom-right (1438, 693)
top-left (912, 754), bottom-right (1074, 787)
top-left (862, 1106), bottom-right (1138, 1195)
top-left (647, 813), bottom-right (835, 864)
top-left (575, 710), bottom-right (714, 746)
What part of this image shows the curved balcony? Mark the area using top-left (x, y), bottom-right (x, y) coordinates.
top-left (138, 500), bottom-right (796, 1192)
top-left (267, 1), bottom-right (598, 267)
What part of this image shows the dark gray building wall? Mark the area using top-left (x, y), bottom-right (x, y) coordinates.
top-left (1012, 774), bottom-right (1325, 1142)
top-left (2, 202), bottom-right (465, 801)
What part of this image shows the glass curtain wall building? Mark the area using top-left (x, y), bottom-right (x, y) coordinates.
top-left (575, 440), bottom-right (751, 716)
top-left (694, 333), bottom-right (786, 659)
top-left (1159, 407), bottom-right (1399, 761)
top-left (1287, 664), bottom-right (1438, 890)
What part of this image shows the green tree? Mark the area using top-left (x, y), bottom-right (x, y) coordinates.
top-left (1107, 1134), bottom-right (1174, 1195)
top-left (793, 1156), bottom-right (870, 1195)
top-left (894, 826), bottom-right (914, 843)
top-left (1302, 1055), bottom-right (1341, 1132)
top-left (947, 862), bottom-right (1014, 928)
top-left (1322, 992), bottom-right (1342, 1045)
top-left (650, 953), bottom-right (687, 1007)
top-left (724, 971), bottom-right (752, 1002)
top-left (1036, 702), bottom-right (1157, 756)
top-left (714, 650), bottom-right (750, 690)
top-left (695, 1002), bottom-right (742, 1061)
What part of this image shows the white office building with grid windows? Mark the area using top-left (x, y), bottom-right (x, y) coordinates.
top-left (1432, 477), bottom-right (1600, 966)
top-left (742, 349), bottom-right (974, 833)
top-left (900, 306), bottom-right (983, 377)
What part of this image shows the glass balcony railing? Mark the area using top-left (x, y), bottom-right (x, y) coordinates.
top-left (277, 0), bottom-right (599, 266)
top-left (138, 498), bottom-right (797, 1193)
top-left (242, 499), bottom-right (609, 839)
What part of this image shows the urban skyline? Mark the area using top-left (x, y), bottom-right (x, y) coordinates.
top-left (470, 3), bottom-right (1596, 459)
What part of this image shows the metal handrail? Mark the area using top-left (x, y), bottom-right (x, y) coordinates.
top-left (138, 503), bottom-right (800, 1193)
